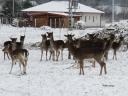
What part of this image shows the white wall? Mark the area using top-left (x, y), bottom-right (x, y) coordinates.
top-left (80, 13), bottom-right (103, 27)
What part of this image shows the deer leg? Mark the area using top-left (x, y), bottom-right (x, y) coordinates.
top-left (95, 58), bottom-right (106, 75)
top-left (92, 60), bottom-right (95, 68)
top-left (24, 59), bottom-right (28, 74)
top-left (104, 51), bottom-right (108, 60)
top-left (79, 63), bottom-right (81, 75)
top-left (7, 53), bottom-right (10, 60)
top-left (115, 50), bottom-right (117, 60)
top-left (103, 62), bottom-right (107, 74)
top-left (98, 61), bottom-right (107, 75)
top-left (61, 49), bottom-right (63, 60)
top-left (56, 50), bottom-right (60, 61)
top-left (68, 52), bottom-right (71, 59)
top-left (4, 52), bottom-right (5, 60)
top-left (9, 59), bottom-right (15, 74)
top-left (79, 60), bottom-right (84, 75)
top-left (22, 64), bottom-right (26, 75)
top-left (23, 64), bottom-right (27, 75)
top-left (113, 50), bottom-right (116, 60)
top-left (81, 60), bottom-right (84, 75)
top-left (40, 50), bottom-right (43, 61)
top-left (52, 51), bottom-right (55, 61)
top-left (49, 50), bottom-right (52, 60)
top-left (46, 50), bottom-right (48, 61)
top-left (55, 50), bottom-right (58, 61)
top-left (21, 60), bottom-right (26, 75)
top-left (19, 63), bottom-right (22, 73)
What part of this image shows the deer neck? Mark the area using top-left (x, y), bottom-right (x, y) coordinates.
top-left (49, 36), bottom-right (55, 47)
top-left (8, 46), bottom-right (14, 59)
top-left (107, 39), bottom-right (114, 49)
top-left (42, 38), bottom-right (47, 43)
top-left (12, 43), bottom-right (17, 51)
top-left (119, 39), bottom-right (123, 45)
top-left (68, 42), bottom-right (77, 55)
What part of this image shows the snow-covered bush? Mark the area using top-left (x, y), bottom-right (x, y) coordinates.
top-left (40, 26), bottom-right (52, 32)
top-left (74, 20), bottom-right (86, 30)
top-left (12, 18), bottom-right (19, 27)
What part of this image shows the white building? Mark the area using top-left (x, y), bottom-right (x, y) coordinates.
top-left (22, 1), bottom-right (104, 28)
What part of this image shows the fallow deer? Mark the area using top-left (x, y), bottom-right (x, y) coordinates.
top-left (85, 33), bottom-right (115, 61)
top-left (2, 43), bottom-right (29, 74)
top-left (112, 35), bottom-right (124, 60)
top-left (64, 34), bottom-right (75, 59)
top-left (40, 34), bottom-right (53, 61)
top-left (65, 34), bottom-right (107, 75)
top-left (47, 32), bottom-right (65, 61)
top-left (3, 35), bottom-right (25, 60)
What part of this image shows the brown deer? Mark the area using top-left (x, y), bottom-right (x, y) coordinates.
top-left (47, 32), bottom-right (65, 61)
top-left (65, 34), bottom-right (107, 75)
top-left (40, 34), bottom-right (53, 61)
top-left (16, 35), bottom-right (25, 49)
top-left (64, 34), bottom-right (75, 59)
top-left (83, 33), bottom-right (115, 61)
top-left (103, 34), bottom-right (115, 60)
top-left (112, 35), bottom-right (124, 60)
top-left (3, 35), bottom-right (25, 60)
top-left (2, 42), bottom-right (29, 75)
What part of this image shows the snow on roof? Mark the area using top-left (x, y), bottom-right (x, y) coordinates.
top-left (22, 1), bottom-right (104, 14)
top-left (48, 12), bottom-right (81, 17)
top-left (48, 12), bottom-right (69, 16)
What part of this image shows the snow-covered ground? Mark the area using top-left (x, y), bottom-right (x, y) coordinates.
top-left (0, 25), bottom-right (128, 96)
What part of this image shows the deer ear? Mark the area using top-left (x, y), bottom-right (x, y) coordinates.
top-left (10, 38), bottom-right (12, 40)
top-left (64, 35), bottom-right (67, 37)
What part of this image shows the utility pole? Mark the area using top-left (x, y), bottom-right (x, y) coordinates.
top-left (12, 0), bottom-right (15, 17)
top-left (68, 0), bottom-right (78, 30)
top-left (112, 0), bottom-right (115, 23)
top-left (68, 0), bottom-right (73, 30)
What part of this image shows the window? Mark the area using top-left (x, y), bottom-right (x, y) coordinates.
top-left (93, 16), bottom-right (95, 22)
top-left (85, 16), bottom-right (86, 22)
top-left (89, 16), bottom-right (90, 20)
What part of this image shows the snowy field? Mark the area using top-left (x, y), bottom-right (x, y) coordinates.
top-left (0, 25), bottom-right (128, 96)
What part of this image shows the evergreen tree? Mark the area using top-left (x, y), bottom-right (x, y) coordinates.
top-left (2, 0), bottom-right (21, 17)
top-left (22, 0), bottom-right (33, 9)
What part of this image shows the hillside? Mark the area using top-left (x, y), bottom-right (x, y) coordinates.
top-left (35, 0), bottom-right (128, 7)
top-left (0, 0), bottom-right (128, 21)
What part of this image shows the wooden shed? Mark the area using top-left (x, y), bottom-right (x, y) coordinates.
top-left (22, 12), bottom-right (80, 28)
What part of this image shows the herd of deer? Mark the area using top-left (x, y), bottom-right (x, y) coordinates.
top-left (2, 30), bottom-right (125, 75)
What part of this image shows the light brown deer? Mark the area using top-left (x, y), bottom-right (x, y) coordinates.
top-left (2, 39), bottom-right (29, 75)
top-left (3, 35), bottom-right (25, 60)
top-left (47, 32), bottom-right (65, 61)
top-left (40, 34), bottom-right (53, 61)
top-left (65, 34), bottom-right (107, 75)
top-left (112, 35), bottom-right (124, 60)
